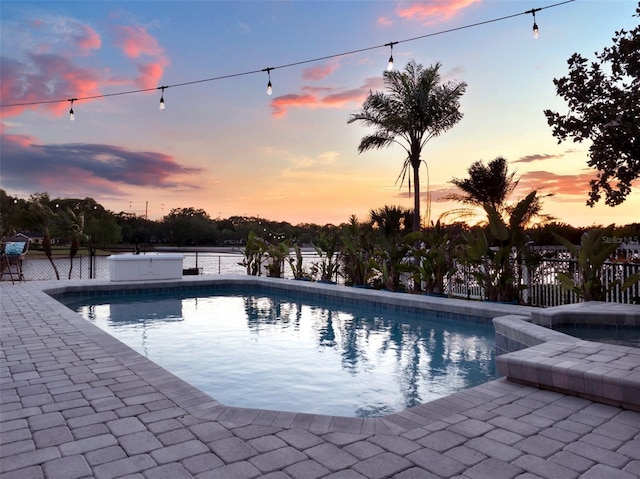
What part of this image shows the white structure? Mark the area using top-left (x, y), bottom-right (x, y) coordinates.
top-left (108, 253), bottom-right (184, 281)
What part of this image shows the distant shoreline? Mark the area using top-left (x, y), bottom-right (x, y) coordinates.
top-left (155, 246), bottom-right (244, 254)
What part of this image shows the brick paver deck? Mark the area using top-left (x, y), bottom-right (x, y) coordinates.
top-left (2, 279), bottom-right (639, 478)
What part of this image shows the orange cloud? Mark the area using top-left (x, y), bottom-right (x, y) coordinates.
top-left (303, 62), bottom-right (340, 81)
top-left (396, 0), bottom-right (482, 24)
top-left (518, 170), bottom-right (595, 199)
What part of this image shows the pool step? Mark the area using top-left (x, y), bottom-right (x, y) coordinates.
top-left (496, 339), bottom-right (640, 411)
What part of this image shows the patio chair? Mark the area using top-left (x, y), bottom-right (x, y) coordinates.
top-left (1, 233), bottom-right (29, 283)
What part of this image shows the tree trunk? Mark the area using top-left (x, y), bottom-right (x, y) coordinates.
top-left (412, 159), bottom-right (421, 232)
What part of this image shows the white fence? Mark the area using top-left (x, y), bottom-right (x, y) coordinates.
top-left (446, 244), bottom-right (640, 306)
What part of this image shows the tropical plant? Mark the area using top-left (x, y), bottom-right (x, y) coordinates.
top-left (59, 207), bottom-right (87, 279)
top-left (348, 60), bottom-right (466, 231)
top-left (263, 240), bottom-right (290, 278)
top-left (19, 194), bottom-right (61, 280)
top-left (367, 206), bottom-right (414, 291)
top-left (370, 236), bottom-right (412, 292)
top-left (239, 230), bottom-right (264, 276)
top-left (287, 243), bottom-right (311, 280)
top-left (312, 232), bottom-right (341, 282)
top-left (339, 216), bottom-right (374, 287)
top-left (553, 225), bottom-right (640, 301)
top-left (406, 220), bottom-right (460, 295)
top-left (462, 191), bottom-right (539, 303)
top-left (544, 4), bottom-right (640, 206)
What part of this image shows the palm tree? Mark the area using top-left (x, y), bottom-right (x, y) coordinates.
top-left (348, 60), bottom-right (466, 231)
top-left (448, 157), bottom-right (517, 213)
top-left (446, 156), bottom-right (553, 226)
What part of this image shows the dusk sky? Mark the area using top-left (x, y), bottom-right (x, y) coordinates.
top-left (1, 0), bottom-right (638, 227)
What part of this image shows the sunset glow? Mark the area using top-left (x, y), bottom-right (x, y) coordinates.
top-left (1, 0), bottom-right (638, 227)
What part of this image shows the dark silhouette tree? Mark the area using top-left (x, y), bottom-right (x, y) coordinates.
top-left (448, 157), bottom-right (518, 213)
top-left (446, 156), bottom-right (552, 227)
top-left (544, 4), bottom-right (640, 207)
top-left (348, 60), bottom-right (466, 231)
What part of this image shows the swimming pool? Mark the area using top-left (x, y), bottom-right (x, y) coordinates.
top-left (57, 283), bottom-right (497, 417)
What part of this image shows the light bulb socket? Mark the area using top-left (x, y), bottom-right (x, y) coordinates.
top-left (68, 98), bottom-right (76, 121)
top-left (263, 68), bottom-right (274, 96)
top-left (158, 86), bottom-right (167, 110)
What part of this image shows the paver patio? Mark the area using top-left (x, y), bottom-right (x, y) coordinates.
top-left (1, 279), bottom-right (639, 479)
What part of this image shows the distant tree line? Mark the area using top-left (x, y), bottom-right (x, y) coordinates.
top-left (2, 188), bottom-right (639, 249)
top-left (0, 189), bottom-right (337, 247)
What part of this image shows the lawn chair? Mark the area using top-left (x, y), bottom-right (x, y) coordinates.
top-left (1, 233), bottom-right (30, 283)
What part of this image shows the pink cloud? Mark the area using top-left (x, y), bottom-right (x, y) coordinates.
top-left (303, 62), bottom-right (340, 81)
top-left (377, 16), bottom-right (393, 27)
top-left (396, 0), bottom-right (482, 24)
top-left (271, 94), bottom-right (318, 119)
top-left (1, 16), bottom-right (169, 119)
top-left (270, 77), bottom-right (382, 118)
top-left (112, 25), bottom-right (163, 59)
top-left (0, 53), bottom-right (103, 118)
top-left (136, 62), bottom-right (166, 90)
top-left (75, 24), bottom-right (102, 53)
top-left (112, 25), bottom-right (169, 89)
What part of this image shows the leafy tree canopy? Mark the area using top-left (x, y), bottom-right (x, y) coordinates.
top-left (544, 4), bottom-right (640, 207)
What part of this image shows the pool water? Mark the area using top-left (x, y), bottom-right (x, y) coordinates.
top-left (555, 325), bottom-right (640, 348)
top-left (60, 289), bottom-right (496, 417)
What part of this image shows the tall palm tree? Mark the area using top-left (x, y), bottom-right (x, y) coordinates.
top-left (348, 60), bottom-right (466, 231)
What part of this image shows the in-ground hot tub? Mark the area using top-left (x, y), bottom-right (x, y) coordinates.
top-left (108, 253), bottom-right (184, 281)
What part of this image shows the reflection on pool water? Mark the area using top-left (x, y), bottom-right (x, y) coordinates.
top-left (60, 289), bottom-right (497, 417)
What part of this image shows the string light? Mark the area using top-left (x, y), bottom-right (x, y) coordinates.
top-left (526, 8), bottom-right (541, 39)
top-left (0, 0), bottom-right (575, 113)
top-left (263, 67), bottom-right (273, 95)
top-left (68, 98), bottom-right (76, 121)
top-left (159, 86), bottom-right (166, 110)
top-left (386, 42), bottom-right (397, 71)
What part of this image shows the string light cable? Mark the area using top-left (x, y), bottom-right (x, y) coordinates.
top-left (0, 0), bottom-right (575, 112)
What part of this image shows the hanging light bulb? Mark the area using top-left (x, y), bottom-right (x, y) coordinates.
top-left (386, 42), bottom-right (397, 71)
top-left (159, 86), bottom-right (166, 110)
top-left (527, 8), bottom-right (541, 39)
top-left (69, 98), bottom-right (76, 121)
top-left (264, 68), bottom-right (273, 96)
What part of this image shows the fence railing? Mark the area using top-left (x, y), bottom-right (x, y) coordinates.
top-left (6, 245), bottom-right (640, 306)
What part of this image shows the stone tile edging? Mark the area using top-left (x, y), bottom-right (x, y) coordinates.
top-left (494, 311), bottom-right (640, 411)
